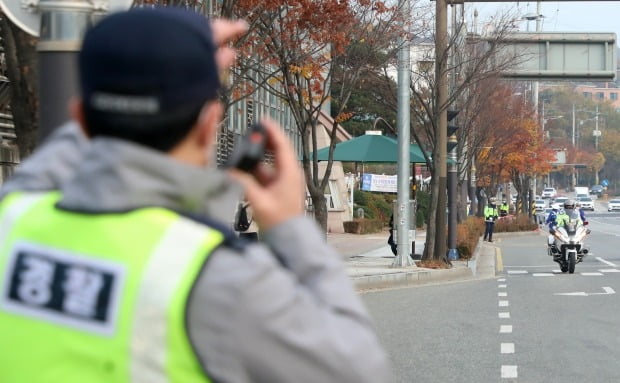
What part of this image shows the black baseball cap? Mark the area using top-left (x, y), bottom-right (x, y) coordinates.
top-left (79, 7), bottom-right (221, 150)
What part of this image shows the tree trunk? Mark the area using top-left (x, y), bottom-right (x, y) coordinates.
top-left (422, 173), bottom-right (438, 260)
top-left (308, 186), bottom-right (328, 235)
top-left (0, 17), bottom-right (39, 159)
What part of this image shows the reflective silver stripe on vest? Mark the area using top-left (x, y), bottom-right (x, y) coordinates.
top-left (131, 217), bottom-right (211, 383)
top-left (0, 193), bottom-right (48, 248)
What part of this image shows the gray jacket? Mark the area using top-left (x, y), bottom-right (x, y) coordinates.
top-left (3, 134), bottom-right (391, 382)
top-left (0, 122), bottom-right (88, 198)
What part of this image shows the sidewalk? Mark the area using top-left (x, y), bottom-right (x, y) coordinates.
top-left (327, 229), bottom-right (497, 291)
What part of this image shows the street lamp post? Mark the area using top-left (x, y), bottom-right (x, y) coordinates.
top-left (393, 0), bottom-right (414, 268)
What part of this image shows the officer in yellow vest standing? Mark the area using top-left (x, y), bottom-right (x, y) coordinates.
top-left (484, 197), bottom-right (499, 242)
top-left (499, 200), bottom-right (509, 217)
top-left (0, 8), bottom-right (389, 383)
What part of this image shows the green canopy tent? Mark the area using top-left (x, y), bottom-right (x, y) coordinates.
top-left (309, 133), bottom-right (427, 163)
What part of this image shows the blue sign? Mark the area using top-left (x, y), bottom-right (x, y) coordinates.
top-left (602, 179), bottom-right (609, 187)
top-left (361, 174), bottom-right (372, 191)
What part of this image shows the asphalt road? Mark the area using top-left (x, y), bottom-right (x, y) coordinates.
top-left (362, 204), bottom-right (620, 382)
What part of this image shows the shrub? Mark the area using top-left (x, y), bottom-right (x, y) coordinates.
top-left (353, 190), bottom-right (395, 223)
top-left (343, 219), bottom-right (384, 234)
top-left (494, 215), bottom-right (538, 233)
top-left (353, 189), bottom-right (429, 229)
top-left (456, 216), bottom-right (484, 259)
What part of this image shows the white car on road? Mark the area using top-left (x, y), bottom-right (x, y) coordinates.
top-left (608, 199), bottom-right (620, 212)
top-left (542, 187), bottom-right (557, 199)
top-left (578, 197), bottom-right (594, 211)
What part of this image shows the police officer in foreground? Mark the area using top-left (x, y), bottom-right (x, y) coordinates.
top-left (484, 197), bottom-right (499, 242)
top-left (0, 8), bottom-right (389, 383)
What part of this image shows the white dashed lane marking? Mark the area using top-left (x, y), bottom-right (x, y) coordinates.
top-left (501, 365), bottom-right (518, 379)
top-left (499, 300), bottom-right (509, 307)
top-left (498, 292), bottom-right (507, 297)
top-left (501, 343), bottom-right (515, 354)
top-left (500, 325), bottom-right (513, 333)
top-left (499, 312), bottom-right (510, 319)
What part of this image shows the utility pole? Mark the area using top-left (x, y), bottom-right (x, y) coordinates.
top-left (434, 0), bottom-right (448, 262)
top-left (530, 0), bottom-right (541, 212)
top-left (571, 103), bottom-right (576, 190)
top-left (594, 104), bottom-right (600, 150)
top-left (393, 0), bottom-right (414, 268)
top-left (37, 0), bottom-right (97, 140)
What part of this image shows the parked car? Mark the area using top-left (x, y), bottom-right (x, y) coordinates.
top-left (578, 197), bottom-right (594, 211)
top-left (590, 185), bottom-right (605, 195)
top-left (534, 199), bottom-right (546, 212)
top-left (608, 199), bottom-right (620, 212)
top-left (542, 187), bottom-right (557, 199)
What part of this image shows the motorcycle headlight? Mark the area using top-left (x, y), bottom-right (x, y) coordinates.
top-left (556, 233), bottom-right (569, 243)
top-left (574, 232), bottom-right (586, 243)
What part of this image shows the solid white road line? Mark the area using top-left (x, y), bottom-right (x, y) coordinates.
top-left (600, 269), bottom-right (620, 273)
top-left (499, 312), bottom-right (510, 319)
top-left (501, 343), bottom-right (515, 354)
top-left (501, 365), bottom-right (518, 378)
top-left (499, 300), bottom-right (509, 307)
top-left (596, 257), bottom-right (617, 267)
top-left (498, 284), bottom-right (507, 288)
top-left (500, 325), bottom-right (513, 333)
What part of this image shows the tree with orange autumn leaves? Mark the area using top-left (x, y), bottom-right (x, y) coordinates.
top-left (475, 85), bottom-right (555, 213)
top-left (229, 0), bottom-right (403, 231)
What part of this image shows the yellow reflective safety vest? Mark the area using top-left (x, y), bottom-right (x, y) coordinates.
top-left (484, 205), bottom-right (498, 221)
top-left (0, 192), bottom-right (224, 383)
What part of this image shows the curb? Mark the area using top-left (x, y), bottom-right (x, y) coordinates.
top-left (352, 233), bottom-right (505, 292)
top-left (493, 230), bottom-right (545, 238)
top-left (352, 266), bottom-right (474, 291)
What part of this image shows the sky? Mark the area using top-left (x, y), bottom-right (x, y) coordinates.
top-left (468, 1), bottom-right (620, 40)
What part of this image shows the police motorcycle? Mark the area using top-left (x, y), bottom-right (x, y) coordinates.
top-left (547, 201), bottom-right (590, 274)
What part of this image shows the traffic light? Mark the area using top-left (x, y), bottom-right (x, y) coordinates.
top-left (447, 110), bottom-right (459, 152)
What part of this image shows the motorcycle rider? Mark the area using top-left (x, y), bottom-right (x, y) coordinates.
top-left (575, 200), bottom-right (587, 224)
top-left (546, 205), bottom-right (560, 249)
top-left (550, 199), bottom-right (583, 234)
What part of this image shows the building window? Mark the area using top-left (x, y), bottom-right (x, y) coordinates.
top-left (611, 93), bottom-right (618, 100)
top-left (596, 92), bottom-right (604, 100)
top-left (583, 92), bottom-right (592, 99)
top-left (323, 180), bottom-right (342, 210)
